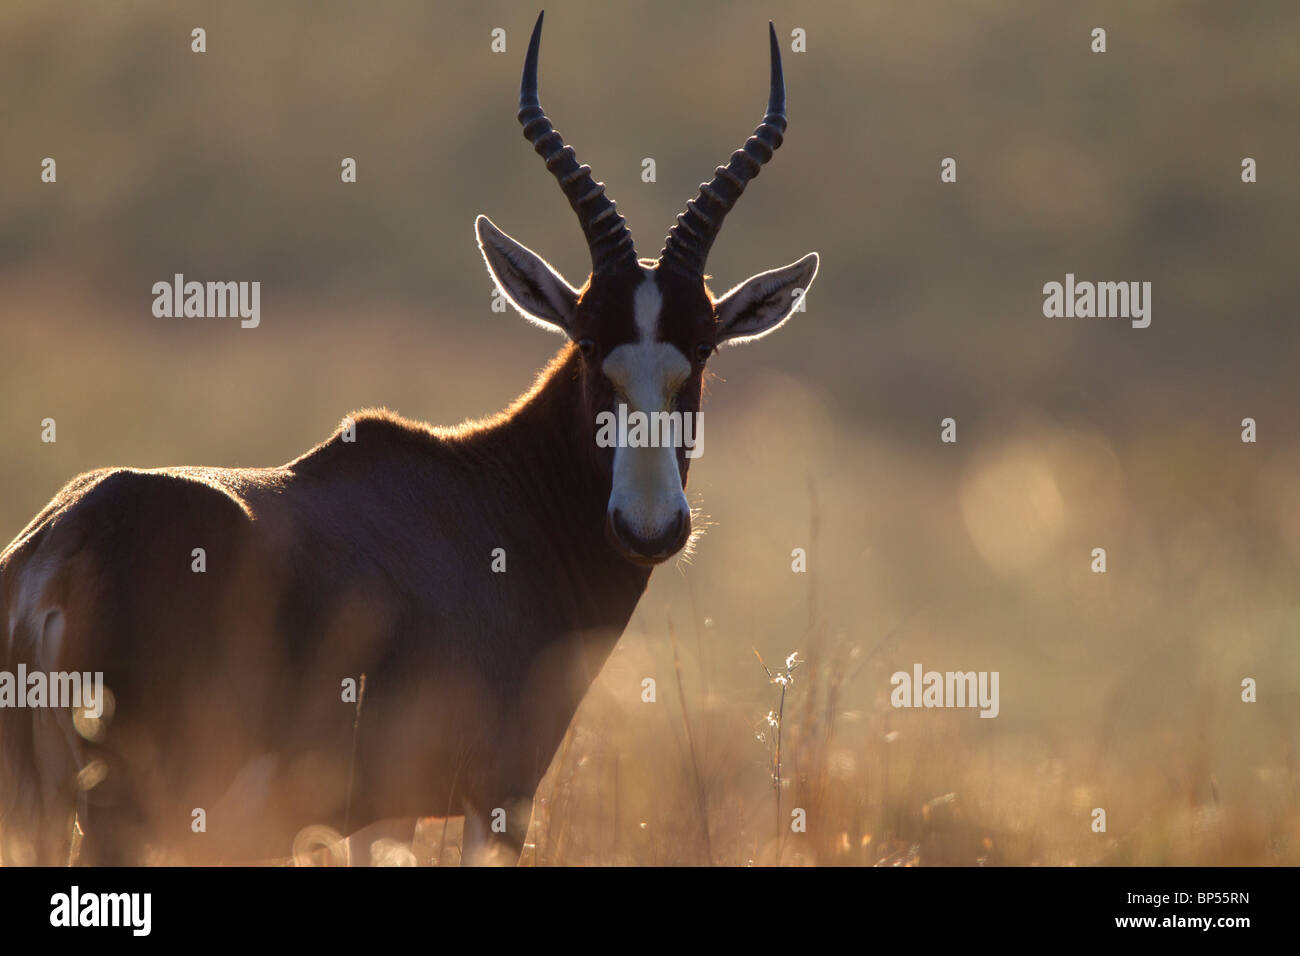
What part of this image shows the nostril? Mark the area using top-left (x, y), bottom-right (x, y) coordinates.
top-left (610, 509), bottom-right (646, 551)
top-left (649, 511), bottom-right (690, 554)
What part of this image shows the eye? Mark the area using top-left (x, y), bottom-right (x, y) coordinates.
top-left (695, 342), bottom-right (716, 364)
top-left (577, 337), bottom-right (596, 359)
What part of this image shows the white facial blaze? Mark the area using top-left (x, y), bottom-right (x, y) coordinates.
top-left (602, 275), bottom-right (691, 543)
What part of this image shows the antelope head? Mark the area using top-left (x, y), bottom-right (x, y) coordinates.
top-left (477, 12), bottom-right (819, 566)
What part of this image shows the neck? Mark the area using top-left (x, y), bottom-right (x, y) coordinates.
top-left (483, 345), bottom-right (652, 631)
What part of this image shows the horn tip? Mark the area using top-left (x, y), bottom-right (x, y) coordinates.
top-left (521, 12), bottom-right (546, 109)
top-left (767, 21), bottom-right (786, 115)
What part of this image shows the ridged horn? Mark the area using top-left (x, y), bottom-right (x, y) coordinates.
top-left (659, 22), bottom-right (787, 279)
top-left (517, 11), bottom-right (638, 274)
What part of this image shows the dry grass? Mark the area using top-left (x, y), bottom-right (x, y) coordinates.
top-left (520, 478), bottom-right (1299, 866)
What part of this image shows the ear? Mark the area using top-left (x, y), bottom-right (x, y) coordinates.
top-left (475, 215), bottom-right (580, 336)
top-left (714, 253), bottom-right (819, 345)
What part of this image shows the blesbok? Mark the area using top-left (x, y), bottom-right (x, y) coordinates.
top-left (0, 12), bottom-right (818, 865)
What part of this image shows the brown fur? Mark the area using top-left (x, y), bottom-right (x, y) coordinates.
top-left (0, 346), bottom-right (663, 863)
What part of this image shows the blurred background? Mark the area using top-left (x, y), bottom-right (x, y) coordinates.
top-left (1, 0), bottom-right (1298, 864)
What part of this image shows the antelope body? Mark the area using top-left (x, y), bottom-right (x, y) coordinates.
top-left (0, 13), bottom-right (817, 865)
